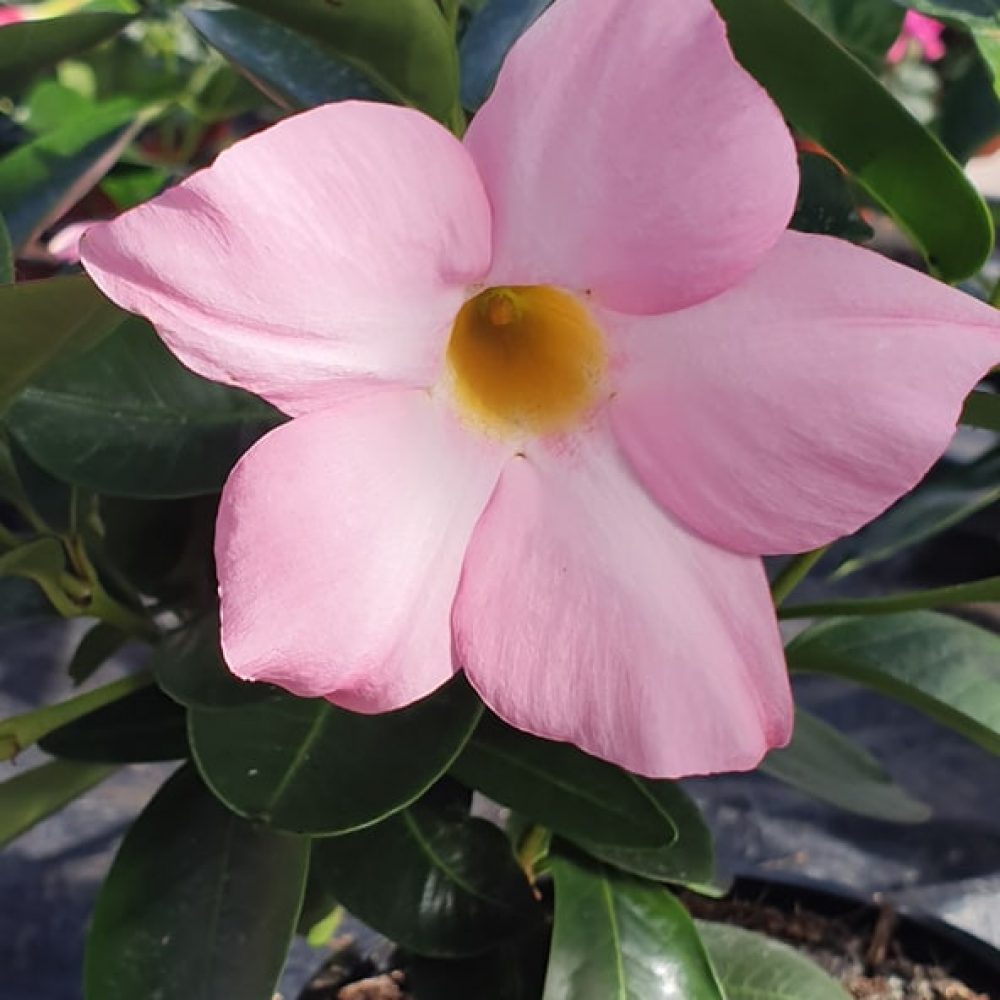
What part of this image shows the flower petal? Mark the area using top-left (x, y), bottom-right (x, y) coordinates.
top-left (216, 390), bottom-right (507, 711)
top-left (453, 431), bottom-right (791, 778)
top-left (464, 0), bottom-right (797, 315)
top-left (609, 231), bottom-right (1000, 556)
top-left (82, 103), bottom-right (492, 416)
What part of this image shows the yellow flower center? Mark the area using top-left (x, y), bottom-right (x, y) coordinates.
top-left (446, 285), bottom-right (607, 436)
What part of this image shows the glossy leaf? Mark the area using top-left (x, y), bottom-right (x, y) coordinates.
top-left (7, 317), bottom-right (283, 498)
top-left (451, 713), bottom-right (674, 849)
top-left (697, 921), bottom-right (850, 1000)
top-left (85, 766), bottom-right (308, 1000)
top-left (68, 621), bottom-right (127, 685)
top-left (714, 0), bottom-right (993, 281)
top-left (790, 152), bottom-right (873, 242)
top-left (308, 796), bottom-right (538, 957)
top-left (787, 612), bottom-right (1000, 754)
top-left (0, 100), bottom-right (146, 251)
top-left (0, 758), bottom-right (116, 849)
top-left (190, 678), bottom-right (483, 834)
top-left (39, 685), bottom-right (187, 763)
top-left (459, 0), bottom-right (552, 109)
top-left (543, 853), bottom-right (724, 1000)
top-left (0, 274), bottom-right (124, 411)
top-left (0, 12), bottom-right (133, 91)
top-left (571, 779), bottom-right (721, 892)
top-left (223, 0), bottom-right (460, 123)
top-left (186, 6), bottom-right (381, 112)
top-left (760, 708), bottom-right (931, 822)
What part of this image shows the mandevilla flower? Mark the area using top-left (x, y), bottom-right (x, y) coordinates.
top-left (887, 10), bottom-right (946, 64)
top-left (81, 0), bottom-right (1000, 778)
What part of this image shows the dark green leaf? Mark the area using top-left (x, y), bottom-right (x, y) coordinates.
top-left (760, 708), bottom-right (931, 822)
top-left (714, 0), bottom-right (993, 281)
top-left (543, 853), bottom-right (724, 1000)
top-left (0, 758), bottom-right (116, 848)
top-left (223, 0), bottom-right (460, 124)
top-left (7, 317), bottom-right (283, 498)
top-left (697, 921), bottom-right (850, 1000)
top-left (308, 796), bottom-right (538, 957)
top-left (787, 612), bottom-right (1000, 753)
top-left (186, 6), bottom-right (381, 112)
top-left (190, 677), bottom-right (483, 834)
top-left (0, 576), bottom-right (54, 629)
top-left (896, 0), bottom-right (998, 28)
top-left (0, 274), bottom-right (124, 411)
top-left (68, 621), bottom-right (127, 685)
top-left (790, 152), bottom-right (874, 241)
top-left (0, 536), bottom-right (76, 618)
top-left (572, 779), bottom-right (721, 892)
top-left (0, 12), bottom-right (133, 92)
top-left (0, 99), bottom-right (145, 251)
top-left (0, 212), bottom-right (11, 284)
top-left (961, 388), bottom-right (1000, 431)
top-left (152, 616), bottom-right (273, 709)
top-left (459, 0), bottom-right (552, 109)
top-left (793, 0), bottom-right (904, 61)
top-left (85, 766), bottom-right (308, 1000)
top-left (39, 684), bottom-right (187, 762)
top-left (452, 714), bottom-right (674, 849)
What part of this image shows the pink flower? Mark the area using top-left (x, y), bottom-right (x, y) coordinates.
top-left (81, 0), bottom-right (1000, 778)
top-left (0, 6), bottom-right (24, 25)
top-left (47, 220), bottom-right (93, 264)
top-left (887, 10), bottom-right (946, 64)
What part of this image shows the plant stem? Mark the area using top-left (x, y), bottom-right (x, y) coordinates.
top-left (769, 547), bottom-right (827, 607)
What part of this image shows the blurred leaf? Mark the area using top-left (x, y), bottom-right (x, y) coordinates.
top-left (39, 684), bottom-right (187, 762)
top-left (68, 621), bottom-right (126, 684)
top-left (697, 922), bottom-right (850, 1000)
top-left (0, 274), bottom-right (124, 412)
top-left (961, 388), bottom-right (1000, 430)
top-left (23, 79), bottom-right (96, 133)
top-left (714, 0), bottom-right (993, 281)
top-left (451, 713), bottom-right (674, 849)
top-left (185, 5), bottom-right (381, 112)
top-left (793, 0), bottom-right (904, 61)
top-left (85, 766), bottom-right (308, 1000)
top-left (0, 758), bottom-right (116, 849)
top-left (100, 165), bottom-right (169, 209)
top-left (0, 576), bottom-right (55, 629)
top-left (571, 780), bottom-right (721, 893)
top-left (0, 12), bottom-right (133, 92)
top-left (0, 99), bottom-right (148, 250)
top-left (790, 152), bottom-right (874, 241)
top-left (787, 612), bottom-right (1000, 754)
top-left (939, 45), bottom-right (1000, 163)
top-left (543, 853), bottom-right (724, 1000)
top-left (308, 795), bottom-right (538, 957)
top-left (760, 708), bottom-right (931, 822)
top-left (223, 0), bottom-right (460, 123)
top-left (896, 0), bottom-right (997, 26)
top-left (0, 212), bottom-right (11, 284)
top-left (190, 677), bottom-right (483, 835)
top-left (7, 317), bottom-right (283, 498)
top-left (459, 0), bottom-right (552, 109)
top-left (0, 537), bottom-right (77, 618)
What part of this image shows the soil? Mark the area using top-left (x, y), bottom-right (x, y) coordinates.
top-left (684, 894), bottom-right (991, 1000)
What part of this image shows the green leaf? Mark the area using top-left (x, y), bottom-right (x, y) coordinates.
top-left (961, 389), bottom-right (1000, 431)
top-left (39, 685), bottom-right (187, 762)
top-left (0, 758), bottom-right (116, 849)
top-left (572, 779), bottom-right (721, 892)
top-left (0, 99), bottom-right (147, 251)
top-left (543, 853), bottom-right (724, 1000)
top-left (68, 621), bottom-right (127, 685)
top-left (189, 677), bottom-right (483, 834)
top-left (0, 12), bottom-right (133, 92)
top-left (459, 0), bottom-right (552, 109)
top-left (451, 713), bottom-right (674, 849)
top-left (152, 617), bottom-right (273, 710)
top-left (6, 317), bottom-right (283, 498)
top-left (0, 536), bottom-right (77, 618)
top-left (223, 0), bottom-right (460, 124)
top-left (307, 794), bottom-right (538, 957)
top-left (760, 708), bottom-right (931, 822)
top-left (0, 212), bottom-right (11, 284)
top-left (185, 6), bottom-right (381, 112)
top-left (85, 766), bottom-right (308, 1000)
top-left (696, 921), bottom-right (850, 1000)
top-left (786, 612), bottom-right (1000, 754)
top-left (792, 0), bottom-right (905, 61)
top-left (0, 274), bottom-right (124, 412)
top-left (790, 152), bottom-right (874, 242)
top-left (713, 0), bottom-right (993, 281)
top-left (401, 937), bottom-right (549, 999)
top-left (895, 0), bottom-right (998, 28)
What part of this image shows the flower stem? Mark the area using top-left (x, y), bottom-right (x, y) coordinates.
top-left (770, 547), bottom-right (828, 607)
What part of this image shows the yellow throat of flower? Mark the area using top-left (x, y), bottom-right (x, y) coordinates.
top-left (446, 285), bottom-right (607, 436)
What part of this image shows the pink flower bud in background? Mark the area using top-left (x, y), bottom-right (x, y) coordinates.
top-left (887, 10), bottom-right (946, 64)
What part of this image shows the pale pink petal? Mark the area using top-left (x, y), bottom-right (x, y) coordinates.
top-left (82, 103), bottom-right (492, 416)
top-left (216, 390), bottom-right (508, 711)
top-left (609, 231), bottom-right (1000, 556)
top-left (47, 220), bottom-right (93, 264)
top-left (453, 430), bottom-right (791, 778)
top-left (464, 0), bottom-right (797, 315)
